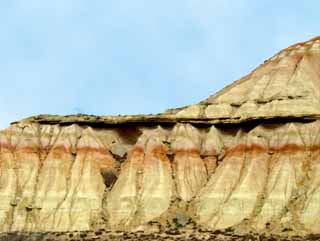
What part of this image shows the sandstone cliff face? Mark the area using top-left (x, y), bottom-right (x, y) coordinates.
top-left (175, 37), bottom-right (320, 122)
top-left (106, 127), bottom-right (173, 228)
top-left (2, 36), bottom-right (320, 237)
top-left (1, 120), bottom-right (320, 235)
top-left (0, 124), bottom-right (118, 232)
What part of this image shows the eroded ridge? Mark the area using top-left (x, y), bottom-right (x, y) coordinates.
top-left (172, 36), bottom-right (320, 121)
top-left (1, 121), bottom-right (320, 236)
top-left (106, 127), bottom-right (173, 228)
top-left (15, 36), bottom-right (320, 129)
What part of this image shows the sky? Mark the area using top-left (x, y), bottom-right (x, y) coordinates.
top-left (0, 1), bottom-right (320, 128)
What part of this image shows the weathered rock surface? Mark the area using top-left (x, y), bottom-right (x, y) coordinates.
top-left (170, 124), bottom-right (207, 202)
top-left (1, 120), bottom-right (320, 236)
top-left (2, 36), bottom-right (320, 239)
top-left (106, 127), bottom-right (173, 228)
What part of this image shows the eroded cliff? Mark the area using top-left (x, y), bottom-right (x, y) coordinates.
top-left (2, 36), bottom-right (320, 239)
top-left (1, 120), bottom-right (320, 236)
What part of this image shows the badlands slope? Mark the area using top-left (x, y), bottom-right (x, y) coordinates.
top-left (2, 36), bottom-right (320, 240)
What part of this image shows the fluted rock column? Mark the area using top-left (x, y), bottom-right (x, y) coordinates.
top-left (106, 127), bottom-right (173, 228)
top-left (201, 125), bottom-right (224, 177)
top-left (169, 124), bottom-right (207, 202)
top-left (0, 125), bottom-right (23, 232)
top-left (193, 130), bottom-right (247, 228)
top-left (254, 123), bottom-right (307, 230)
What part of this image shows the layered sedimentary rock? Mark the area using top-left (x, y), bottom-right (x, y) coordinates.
top-left (175, 36), bottom-right (320, 122)
top-left (2, 36), bottom-right (320, 237)
top-left (0, 124), bottom-right (120, 232)
top-left (106, 127), bottom-right (173, 228)
top-left (2, 120), bottom-right (320, 235)
top-left (170, 124), bottom-right (207, 202)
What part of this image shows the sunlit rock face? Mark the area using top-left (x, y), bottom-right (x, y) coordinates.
top-left (193, 123), bottom-right (313, 232)
top-left (0, 124), bottom-right (118, 232)
top-left (106, 127), bottom-right (173, 228)
top-left (2, 121), bottom-right (320, 235)
top-left (174, 36), bottom-right (320, 122)
top-left (2, 36), bottom-right (320, 237)
top-left (169, 124), bottom-right (207, 202)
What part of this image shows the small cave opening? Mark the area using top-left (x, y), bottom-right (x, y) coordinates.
top-left (100, 169), bottom-right (118, 188)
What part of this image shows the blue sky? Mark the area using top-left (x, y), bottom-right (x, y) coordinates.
top-left (0, 1), bottom-right (319, 128)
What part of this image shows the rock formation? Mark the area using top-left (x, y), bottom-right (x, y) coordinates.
top-left (2, 36), bottom-right (320, 239)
